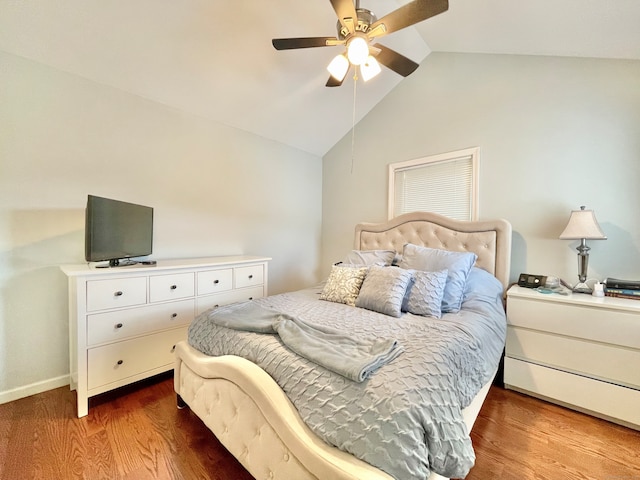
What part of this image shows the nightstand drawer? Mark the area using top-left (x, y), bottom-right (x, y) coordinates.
top-left (87, 327), bottom-right (187, 390)
top-left (504, 357), bottom-right (640, 428)
top-left (87, 298), bottom-right (195, 346)
top-left (235, 265), bottom-right (264, 289)
top-left (197, 268), bottom-right (233, 295)
top-left (507, 295), bottom-right (640, 350)
top-left (196, 286), bottom-right (265, 315)
top-left (149, 273), bottom-right (195, 302)
top-left (506, 326), bottom-right (640, 389)
top-left (86, 277), bottom-right (147, 312)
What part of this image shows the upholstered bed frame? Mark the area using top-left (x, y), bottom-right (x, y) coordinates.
top-left (174, 212), bottom-right (512, 480)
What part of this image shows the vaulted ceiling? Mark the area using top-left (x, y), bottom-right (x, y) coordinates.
top-left (1, 0), bottom-right (638, 156)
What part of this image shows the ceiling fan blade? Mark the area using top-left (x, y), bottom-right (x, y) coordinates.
top-left (272, 37), bottom-right (339, 50)
top-left (372, 44), bottom-right (419, 77)
top-left (329, 0), bottom-right (359, 35)
top-left (326, 75), bottom-right (345, 87)
top-left (368, 0), bottom-right (448, 39)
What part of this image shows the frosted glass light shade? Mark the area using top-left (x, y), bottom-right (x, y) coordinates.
top-left (559, 206), bottom-right (607, 240)
top-left (327, 54), bottom-right (349, 81)
top-left (347, 36), bottom-right (369, 65)
top-left (361, 56), bottom-right (381, 81)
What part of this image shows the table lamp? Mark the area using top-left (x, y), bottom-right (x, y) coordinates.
top-left (559, 206), bottom-right (607, 293)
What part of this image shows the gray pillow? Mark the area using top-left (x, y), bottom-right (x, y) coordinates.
top-left (402, 269), bottom-right (448, 318)
top-left (399, 243), bottom-right (477, 313)
top-left (320, 265), bottom-right (369, 306)
top-left (355, 265), bottom-right (413, 317)
top-left (342, 249), bottom-right (396, 267)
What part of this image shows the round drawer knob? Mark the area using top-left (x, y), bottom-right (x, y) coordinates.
top-left (248, 297), bottom-right (253, 300)
top-left (114, 291), bottom-right (123, 297)
top-left (171, 313), bottom-right (178, 318)
top-left (117, 360), bottom-right (123, 365)
top-left (213, 279), bottom-right (219, 284)
top-left (248, 275), bottom-right (253, 279)
top-left (115, 323), bottom-right (123, 329)
top-left (171, 345), bottom-right (176, 353)
top-left (170, 285), bottom-right (177, 290)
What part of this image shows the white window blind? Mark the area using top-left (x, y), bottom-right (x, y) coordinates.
top-left (388, 148), bottom-right (479, 221)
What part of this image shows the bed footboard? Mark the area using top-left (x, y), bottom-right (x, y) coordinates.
top-left (174, 341), bottom-right (463, 480)
top-left (174, 341), bottom-right (396, 480)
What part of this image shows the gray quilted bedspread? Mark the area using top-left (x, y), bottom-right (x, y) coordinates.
top-left (188, 267), bottom-right (506, 480)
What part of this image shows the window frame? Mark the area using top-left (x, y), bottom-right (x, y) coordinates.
top-left (387, 147), bottom-right (480, 221)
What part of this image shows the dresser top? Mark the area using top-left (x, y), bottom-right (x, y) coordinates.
top-left (61, 255), bottom-right (271, 277)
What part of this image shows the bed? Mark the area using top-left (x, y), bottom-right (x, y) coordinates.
top-left (174, 211), bottom-right (512, 480)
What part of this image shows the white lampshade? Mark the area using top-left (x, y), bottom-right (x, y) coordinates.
top-left (346, 36), bottom-right (369, 66)
top-left (327, 54), bottom-right (349, 81)
top-left (360, 55), bottom-right (381, 81)
top-left (559, 206), bottom-right (607, 240)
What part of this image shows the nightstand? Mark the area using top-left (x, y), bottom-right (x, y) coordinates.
top-left (505, 285), bottom-right (640, 430)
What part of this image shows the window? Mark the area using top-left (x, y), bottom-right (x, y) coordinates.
top-left (388, 147), bottom-right (479, 221)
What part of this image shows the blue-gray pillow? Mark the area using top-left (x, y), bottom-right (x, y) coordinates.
top-left (342, 249), bottom-right (396, 266)
top-left (402, 269), bottom-right (448, 318)
top-left (399, 243), bottom-right (477, 313)
top-left (355, 265), bottom-right (413, 317)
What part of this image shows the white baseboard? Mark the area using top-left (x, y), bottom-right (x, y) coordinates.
top-left (0, 375), bottom-right (70, 405)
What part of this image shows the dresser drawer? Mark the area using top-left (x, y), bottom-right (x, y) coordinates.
top-left (196, 286), bottom-right (265, 315)
top-left (149, 272), bottom-right (195, 302)
top-left (507, 295), bottom-right (640, 350)
top-left (87, 298), bottom-right (195, 346)
top-left (87, 327), bottom-right (187, 390)
top-left (86, 277), bottom-right (147, 312)
top-left (235, 265), bottom-right (264, 289)
top-left (197, 268), bottom-right (233, 295)
top-left (506, 326), bottom-right (640, 390)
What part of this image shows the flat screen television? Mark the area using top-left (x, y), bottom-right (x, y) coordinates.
top-left (85, 195), bottom-right (154, 267)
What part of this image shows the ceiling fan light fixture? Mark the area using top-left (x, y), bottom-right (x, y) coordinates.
top-left (327, 54), bottom-right (350, 81)
top-left (272, 0), bottom-right (450, 87)
top-left (346, 36), bottom-right (369, 66)
top-left (360, 55), bottom-right (381, 81)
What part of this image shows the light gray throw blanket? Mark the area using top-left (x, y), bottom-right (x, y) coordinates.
top-left (207, 301), bottom-right (403, 382)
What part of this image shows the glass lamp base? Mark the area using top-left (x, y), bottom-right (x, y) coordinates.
top-left (572, 282), bottom-right (592, 294)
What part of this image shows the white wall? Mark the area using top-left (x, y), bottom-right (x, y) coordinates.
top-left (322, 53), bottom-right (640, 285)
top-left (0, 51), bottom-right (323, 401)
top-left (3, 49), bottom-right (639, 404)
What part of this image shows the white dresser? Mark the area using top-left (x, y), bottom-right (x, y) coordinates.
top-left (505, 285), bottom-right (640, 430)
top-left (61, 255), bottom-right (270, 417)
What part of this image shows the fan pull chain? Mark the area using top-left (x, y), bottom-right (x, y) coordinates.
top-left (350, 71), bottom-right (358, 174)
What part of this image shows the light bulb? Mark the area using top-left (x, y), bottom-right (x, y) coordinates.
top-left (346, 36), bottom-right (369, 66)
top-left (360, 55), bottom-right (381, 81)
top-left (327, 54), bottom-right (349, 81)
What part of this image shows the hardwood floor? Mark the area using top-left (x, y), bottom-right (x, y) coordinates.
top-left (467, 387), bottom-right (640, 480)
top-left (1, 374), bottom-right (639, 479)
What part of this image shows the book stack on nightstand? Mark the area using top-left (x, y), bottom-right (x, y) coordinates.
top-left (505, 285), bottom-right (640, 430)
top-left (605, 277), bottom-right (640, 300)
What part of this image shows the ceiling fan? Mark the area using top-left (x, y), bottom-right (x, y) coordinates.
top-left (272, 0), bottom-right (449, 87)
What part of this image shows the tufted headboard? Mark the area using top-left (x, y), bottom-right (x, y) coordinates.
top-left (354, 211), bottom-right (512, 290)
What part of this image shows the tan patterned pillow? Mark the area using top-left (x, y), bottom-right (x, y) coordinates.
top-left (320, 265), bottom-right (369, 306)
